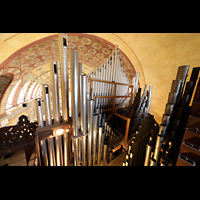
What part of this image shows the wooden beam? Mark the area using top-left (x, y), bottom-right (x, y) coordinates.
top-left (107, 91), bottom-right (132, 120)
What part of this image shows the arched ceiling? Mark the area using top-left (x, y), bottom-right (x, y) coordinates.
top-left (1, 33), bottom-right (200, 124)
top-left (0, 33), bottom-right (135, 117)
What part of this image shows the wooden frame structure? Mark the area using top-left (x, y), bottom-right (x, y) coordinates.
top-left (88, 78), bottom-right (134, 150)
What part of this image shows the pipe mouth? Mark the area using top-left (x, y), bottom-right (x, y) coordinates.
top-left (104, 141), bottom-right (108, 145)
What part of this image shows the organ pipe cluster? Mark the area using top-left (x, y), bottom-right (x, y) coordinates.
top-left (34, 33), bottom-right (140, 166)
top-left (89, 45), bottom-right (134, 109)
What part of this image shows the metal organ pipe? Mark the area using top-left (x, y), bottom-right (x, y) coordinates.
top-left (35, 36), bottom-right (143, 166)
top-left (81, 75), bottom-right (87, 166)
top-left (42, 84), bottom-right (56, 166)
top-left (49, 61), bottom-right (63, 166)
top-left (69, 49), bottom-right (79, 166)
top-left (92, 114), bottom-right (98, 166)
top-left (58, 33), bottom-right (69, 123)
top-left (35, 98), bottom-right (48, 166)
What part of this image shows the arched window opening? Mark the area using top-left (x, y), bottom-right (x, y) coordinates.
top-left (32, 83), bottom-right (41, 98)
top-left (6, 79), bottom-right (22, 110)
top-left (36, 85), bottom-right (42, 97)
top-left (26, 82), bottom-right (37, 101)
top-left (17, 81), bottom-right (31, 104)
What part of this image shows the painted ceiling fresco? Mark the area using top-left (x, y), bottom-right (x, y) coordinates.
top-left (0, 33), bottom-right (136, 115)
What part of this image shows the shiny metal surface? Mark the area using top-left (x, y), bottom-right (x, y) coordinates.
top-left (58, 33), bottom-right (69, 123)
top-left (42, 84), bottom-right (56, 166)
top-left (49, 61), bottom-right (63, 166)
top-left (97, 126), bottom-right (103, 166)
top-left (35, 98), bottom-right (48, 166)
top-left (81, 75), bottom-right (87, 166)
top-left (92, 114), bottom-right (98, 166)
top-left (87, 99), bottom-right (94, 166)
top-left (49, 61), bottom-right (61, 124)
top-left (69, 49), bottom-right (79, 166)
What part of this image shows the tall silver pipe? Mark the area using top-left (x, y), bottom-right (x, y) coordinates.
top-left (58, 33), bottom-right (69, 123)
top-left (78, 63), bottom-right (82, 162)
top-left (86, 76), bottom-right (90, 132)
top-left (78, 63), bottom-right (82, 126)
top-left (81, 75), bottom-right (87, 166)
top-left (42, 84), bottom-right (52, 126)
top-left (92, 114), bottom-right (98, 166)
top-left (49, 61), bottom-right (63, 166)
top-left (35, 98), bottom-right (44, 128)
top-left (69, 49), bottom-right (79, 166)
top-left (42, 84), bottom-right (56, 166)
top-left (50, 61), bottom-right (61, 124)
top-left (97, 125), bottom-right (103, 166)
top-left (35, 98), bottom-right (48, 166)
top-left (63, 131), bottom-right (69, 166)
top-left (88, 99), bottom-right (94, 166)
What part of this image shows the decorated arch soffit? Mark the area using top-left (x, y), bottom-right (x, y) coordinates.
top-left (0, 33), bottom-right (136, 115)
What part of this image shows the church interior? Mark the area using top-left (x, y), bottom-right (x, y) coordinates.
top-left (0, 33), bottom-right (199, 166)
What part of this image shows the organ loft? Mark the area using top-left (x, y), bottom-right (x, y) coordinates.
top-left (0, 33), bottom-right (200, 166)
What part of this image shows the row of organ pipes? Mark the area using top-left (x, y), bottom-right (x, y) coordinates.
top-left (34, 33), bottom-right (153, 166)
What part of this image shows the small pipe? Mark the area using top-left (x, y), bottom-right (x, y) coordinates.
top-left (103, 141), bottom-right (108, 166)
top-left (97, 125), bottom-right (103, 166)
top-left (92, 114), bottom-right (98, 166)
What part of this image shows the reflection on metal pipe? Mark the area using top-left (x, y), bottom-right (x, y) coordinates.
top-left (92, 114), bottom-right (98, 166)
top-left (42, 84), bottom-right (56, 166)
top-left (97, 125), bottom-right (103, 166)
top-left (88, 99), bottom-right (94, 166)
top-left (69, 49), bottom-right (79, 166)
top-left (35, 98), bottom-right (44, 127)
top-left (49, 61), bottom-right (63, 166)
top-left (42, 84), bottom-right (52, 126)
top-left (81, 75), bottom-right (87, 166)
top-left (35, 98), bottom-right (48, 166)
top-left (58, 33), bottom-right (69, 123)
top-left (103, 142), bottom-right (107, 166)
top-left (50, 61), bottom-right (60, 124)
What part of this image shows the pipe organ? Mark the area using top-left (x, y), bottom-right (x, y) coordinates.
top-left (34, 33), bottom-right (153, 166)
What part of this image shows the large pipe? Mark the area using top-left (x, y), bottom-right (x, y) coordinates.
top-left (78, 63), bottom-right (82, 162)
top-left (58, 34), bottom-right (70, 166)
top-left (42, 84), bottom-right (56, 166)
top-left (87, 99), bottom-right (94, 166)
top-left (58, 33), bottom-right (69, 123)
top-left (69, 49), bottom-right (79, 166)
top-left (35, 98), bottom-right (48, 166)
top-left (49, 61), bottom-right (63, 166)
top-left (81, 75), bottom-right (87, 166)
top-left (50, 61), bottom-right (61, 124)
